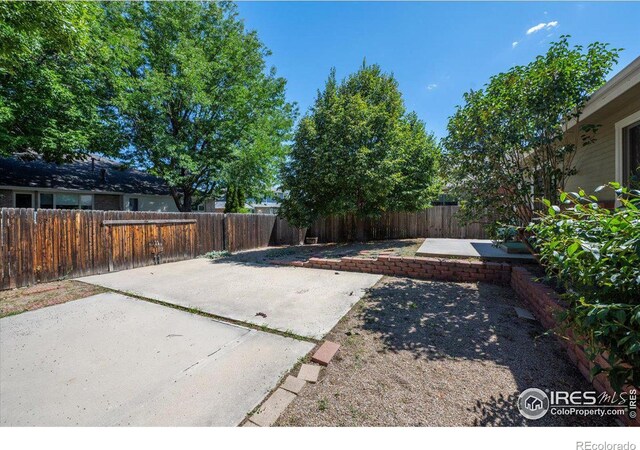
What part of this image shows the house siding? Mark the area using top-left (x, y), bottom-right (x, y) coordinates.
top-left (565, 83), bottom-right (640, 203)
top-left (123, 194), bottom-right (179, 212)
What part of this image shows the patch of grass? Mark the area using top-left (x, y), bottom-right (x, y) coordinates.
top-left (201, 250), bottom-right (231, 260)
top-left (0, 280), bottom-right (105, 318)
top-left (318, 398), bottom-right (328, 412)
top-left (264, 247), bottom-right (301, 259)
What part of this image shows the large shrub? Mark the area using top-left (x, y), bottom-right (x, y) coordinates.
top-left (443, 37), bottom-right (620, 229)
top-left (529, 183), bottom-right (640, 390)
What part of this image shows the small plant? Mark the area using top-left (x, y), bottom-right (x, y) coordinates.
top-left (318, 398), bottom-right (328, 412)
top-left (201, 250), bottom-right (231, 260)
top-left (264, 247), bottom-right (299, 259)
top-left (529, 183), bottom-right (640, 391)
top-left (491, 224), bottom-right (518, 245)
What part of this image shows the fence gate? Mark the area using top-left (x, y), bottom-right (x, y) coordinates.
top-left (103, 219), bottom-right (197, 272)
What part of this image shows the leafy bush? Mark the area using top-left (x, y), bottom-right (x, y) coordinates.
top-left (529, 183), bottom-right (640, 390)
top-left (201, 250), bottom-right (231, 260)
top-left (492, 224), bottom-right (518, 244)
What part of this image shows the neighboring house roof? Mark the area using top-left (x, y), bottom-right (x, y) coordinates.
top-left (0, 154), bottom-right (171, 196)
top-left (567, 55), bottom-right (640, 128)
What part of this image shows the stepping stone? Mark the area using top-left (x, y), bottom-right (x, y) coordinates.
top-left (249, 388), bottom-right (296, 427)
top-left (311, 341), bottom-right (340, 366)
top-left (514, 307), bottom-right (536, 321)
top-left (280, 375), bottom-right (306, 394)
top-left (298, 363), bottom-right (321, 383)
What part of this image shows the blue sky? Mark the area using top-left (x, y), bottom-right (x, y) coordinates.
top-left (236, 1), bottom-right (640, 139)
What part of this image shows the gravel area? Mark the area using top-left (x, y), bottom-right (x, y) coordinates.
top-left (276, 277), bottom-right (615, 426)
top-left (0, 280), bottom-right (105, 318)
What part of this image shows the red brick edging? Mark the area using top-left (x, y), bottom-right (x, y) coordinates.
top-left (511, 267), bottom-right (639, 426)
top-left (273, 254), bottom-right (639, 426)
top-left (272, 255), bottom-right (512, 285)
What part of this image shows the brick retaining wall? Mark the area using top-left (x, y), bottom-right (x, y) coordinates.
top-left (510, 267), bottom-right (638, 426)
top-left (274, 254), bottom-right (638, 426)
top-left (272, 255), bottom-right (512, 285)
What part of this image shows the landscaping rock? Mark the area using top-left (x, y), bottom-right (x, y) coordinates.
top-left (514, 306), bottom-right (536, 321)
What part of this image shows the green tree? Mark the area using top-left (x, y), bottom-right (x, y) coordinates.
top-left (224, 184), bottom-right (248, 213)
top-left (443, 36), bottom-right (620, 230)
top-left (0, 2), bottom-right (117, 162)
top-left (280, 64), bottom-right (440, 228)
top-left (104, 1), bottom-right (295, 211)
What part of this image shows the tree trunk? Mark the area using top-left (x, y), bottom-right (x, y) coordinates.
top-left (170, 186), bottom-right (193, 212)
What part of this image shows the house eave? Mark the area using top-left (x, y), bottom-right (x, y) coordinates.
top-left (566, 55), bottom-right (640, 130)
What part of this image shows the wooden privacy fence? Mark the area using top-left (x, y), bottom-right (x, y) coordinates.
top-left (1, 205), bottom-right (483, 290)
top-left (0, 208), bottom-right (301, 290)
top-left (307, 206), bottom-right (487, 242)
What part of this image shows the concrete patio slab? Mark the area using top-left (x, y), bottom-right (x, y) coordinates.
top-left (80, 258), bottom-right (381, 339)
top-left (0, 293), bottom-right (313, 426)
top-left (416, 238), bottom-right (535, 261)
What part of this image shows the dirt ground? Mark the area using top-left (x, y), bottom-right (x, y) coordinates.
top-left (224, 239), bottom-right (423, 265)
top-left (276, 277), bottom-right (616, 427)
top-left (0, 280), bottom-right (105, 318)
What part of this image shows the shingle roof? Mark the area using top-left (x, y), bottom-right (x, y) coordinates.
top-left (0, 154), bottom-right (171, 196)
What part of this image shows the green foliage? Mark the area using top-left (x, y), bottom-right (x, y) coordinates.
top-left (202, 250), bottom-right (231, 260)
top-left (0, 2), bottom-right (118, 162)
top-left (492, 225), bottom-right (518, 244)
top-left (280, 63), bottom-right (440, 228)
top-left (224, 184), bottom-right (250, 213)
top-left (102, 1), bottom-right (295, 211)
top-left (529, 184), bottom-right (640, 390)
top-left (444, 36), bottom-right (620, 228)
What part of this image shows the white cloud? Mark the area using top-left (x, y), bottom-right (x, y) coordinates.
top-left (426, 83), bottom-right (438, 91)
top-left (512, 41), bottom-right (519, 48)
top-left (526, 21), bottom-right (558, 35)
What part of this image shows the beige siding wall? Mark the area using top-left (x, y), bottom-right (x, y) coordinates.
top-left (566, 84), bottom-right (640, 202)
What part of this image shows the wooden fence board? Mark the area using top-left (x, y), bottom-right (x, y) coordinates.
top-left (0, 205), bottom-right (484, 290)
top-left (306, 206), bottom-right (487, 243)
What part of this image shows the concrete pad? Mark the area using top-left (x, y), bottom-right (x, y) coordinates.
top-left (298, 364), bottom-right (321, 383)
top-left (80, 258), bottom-right (381, 339)
top-left (416, 238), bottom-right (535, 261)
top-left (0, 293), bottom-right (313, 426)
top-left (280, 375), bottom-right (306, 394)
top-left (249, 388), bottom-right (296, 427)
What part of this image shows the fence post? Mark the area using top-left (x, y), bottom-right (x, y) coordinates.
top-left (222, 213), bottom-right (228, 251)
